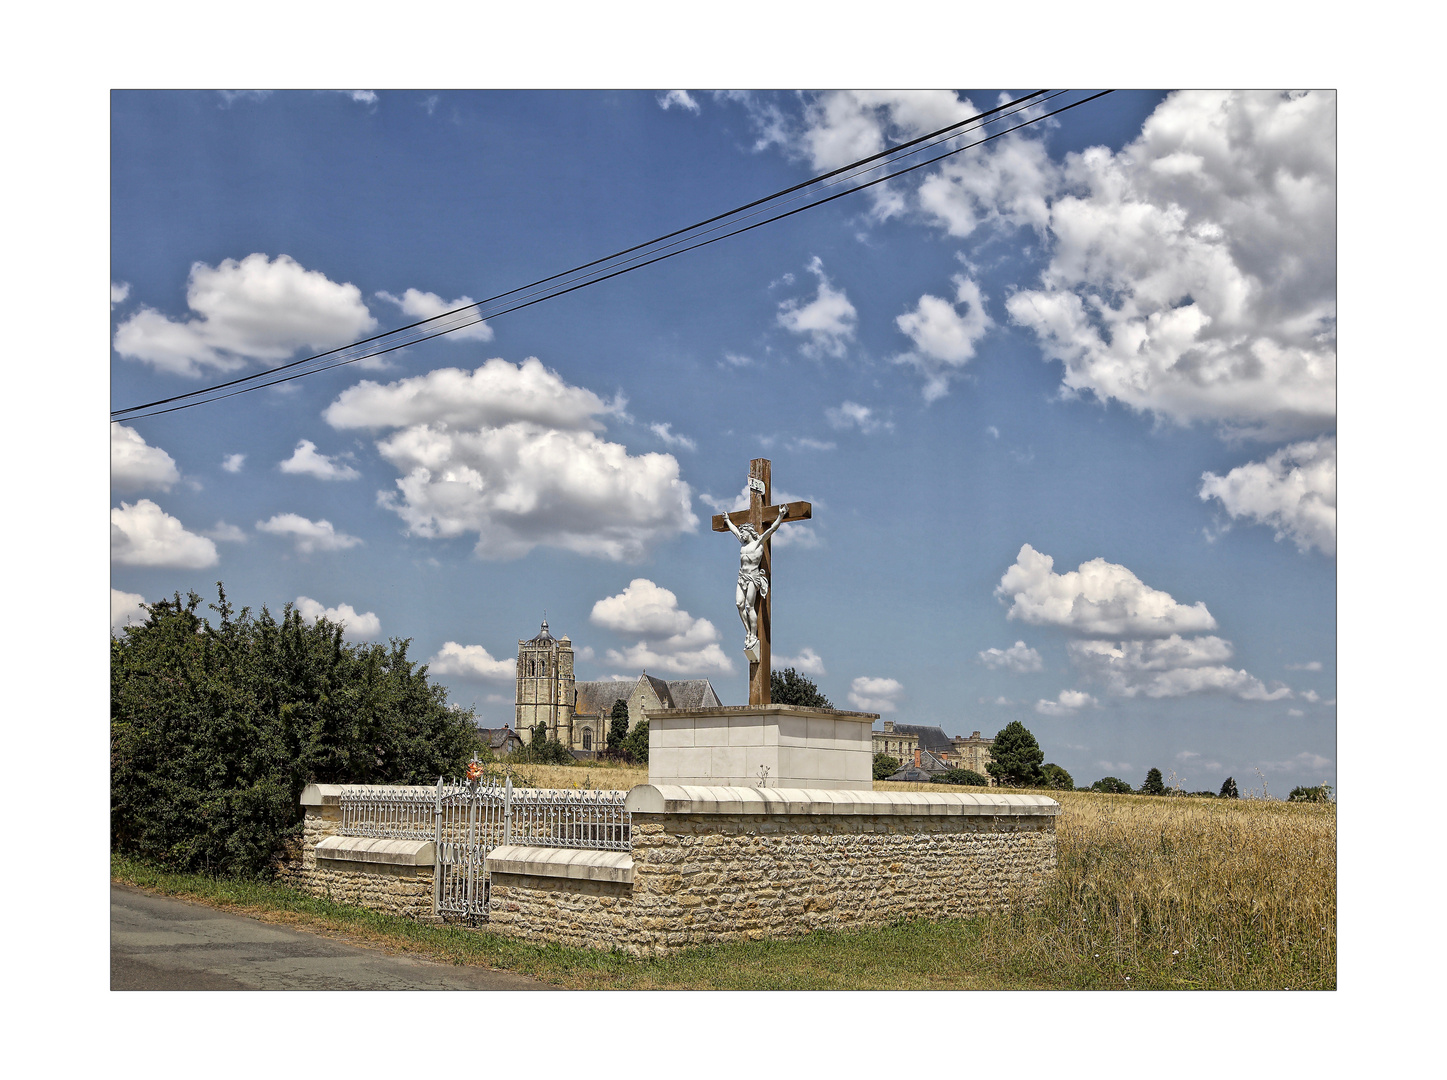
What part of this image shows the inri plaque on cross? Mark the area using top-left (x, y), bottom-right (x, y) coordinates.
top-left (713, 458), bottom-right (812, 706)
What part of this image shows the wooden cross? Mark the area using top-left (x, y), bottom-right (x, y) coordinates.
top-left (712, 458), bottom-right (812, 706)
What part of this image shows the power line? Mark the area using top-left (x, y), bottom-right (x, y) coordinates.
top-left (113, 90), bottom-right (1113, 422)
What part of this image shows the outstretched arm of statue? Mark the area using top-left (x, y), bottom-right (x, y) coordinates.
top-left (759, 504), bottom-right (789, 540)
top-left (723, 514), bottom-right (743, 539)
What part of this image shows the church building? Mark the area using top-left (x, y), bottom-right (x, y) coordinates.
top-left (515, 620), bottom-right (721, 756)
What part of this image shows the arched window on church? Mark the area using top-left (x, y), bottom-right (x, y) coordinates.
top-left (582, 729), bottom-right (592, 751)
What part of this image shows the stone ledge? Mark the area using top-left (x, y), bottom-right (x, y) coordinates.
top-left (301, 783), bottom-right (345, 806)
top-left (315, 835), bottom-right (436, 866)
top-left (484, 845), bottom-right (634, 884)
top-left (624, 784), bottom-right (1061, 817)
top-left (647, 704), bottom-right (878, 722)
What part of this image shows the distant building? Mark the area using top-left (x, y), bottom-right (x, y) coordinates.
top-left (873, 723), bottom-right (996, 784)
top-left (477, 725), bottom-right (524, 756)
top-left (515, 619), bottom-right (720, 757)
top-left (950, 731), bottom-right (995, 777)
top-left (872, 719), bottom-right (919, 763)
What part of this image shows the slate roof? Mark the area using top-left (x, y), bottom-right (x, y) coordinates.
top-left (572, 675), bottom-right (722, 716)
top-left (524, 619), bottom-right (557, 645)
top-left (573, 680), bottom-right (634, 716)
top-left (664, 679), bottom-right (722, 710)
top-left (476, 726), bottom-right (523, 752)
top-left (893, 724), bottom-right (954, 755)
top-left (886, 766), bottom-right (937, 783)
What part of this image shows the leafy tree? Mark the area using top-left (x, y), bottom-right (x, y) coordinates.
top-left (1090, 776), bottom-right (1133, 794)
top-left (111, 584), bottom-right (476, 878)
top-left (607, 699), bottom-right (631, 757)
top-left (770, 667), bottom-right (833, 708)
top-left (621, 718), bottom-right (650, 764)
top-left (873, 753), bottom-right (901, 780)
top-left (1288, 783), bottom-right (1333, 803)
top-left (1141, 767), bottom-right (1167, 795)
top-left (985, 721), bottom-right (1045, 787)
top-left (1220, 776), bottom-right (1240, 799)
top-left (1041, 763), bottom-right (1074, 790)
top-left (931, 768), bottom-right (990, 786)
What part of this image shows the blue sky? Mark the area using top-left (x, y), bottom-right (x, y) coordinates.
top-left (109, 89), bottom-right (1337, 795)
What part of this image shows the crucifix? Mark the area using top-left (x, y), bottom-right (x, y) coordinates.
top-left (712, 458), bottom-right (812, 706)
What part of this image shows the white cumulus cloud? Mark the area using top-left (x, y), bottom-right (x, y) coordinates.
top-left (591, 578), bottom-right (732, 675)
top-left (650, 423), bottom-right (696, 451)
top-left (1005, 90), bottom-right (1336, 439)
top-left (111, 282), bottom-right (131, 305)
top-left (849, 675), bottom-right (903, 713)
top-left (256, 513), bottom-right (362, 554)
top-left (826, 400), bottom-right (892, 434)
top-left (1200, 435), bottom-right (1335, 555)
top-left (978, 640), bottom-right (1043, 673)
top-left (294, 596), bottom-right (380, 639)
top-left (1069, 636), bottom-right (1291, 701)
top-left (113, 253), bottom-right (377, 377)
top-left (112, 500), bottom-right (219, 568)
top-left (111, 588), bottom-right (148, 634)
top-left (1035, 689), bottom-right (1096, 716)
top-left (222, 453), bottom-right (246, 473)
top-left (279, 439), bottom-right (361, 481)
top-left (428, 642), bottom-right (516, 681)
top-left (111, 424), bottom-right (180, 492)
top-left (774, 647), bottom-right (826, 676)
top-left (326, 358), bottom-right (694, 561)
top-left (658, 90), bottom-right (700, 113)
top-left (777, 257), bottom-right (857, 359)
top-left (996, 543), bottom-right (1217, 637)
top-left (374, 288), bottom-right (493, 341)
top-left (894, 274), bottom-right (992, 401)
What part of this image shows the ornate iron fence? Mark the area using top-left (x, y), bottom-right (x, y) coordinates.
top-left (333, 760), bottom-right (630, 922)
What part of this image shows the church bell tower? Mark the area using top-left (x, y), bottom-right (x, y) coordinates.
top-left (515, 619), bottom-right (575, 746)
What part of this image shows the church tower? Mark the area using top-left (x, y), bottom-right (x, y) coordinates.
top-left (515, 619), bottom-right (575, 746)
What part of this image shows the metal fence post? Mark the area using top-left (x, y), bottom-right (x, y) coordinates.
top-left (433, 776), bottom-right (444, 915)
top-left (504, 774), bottom-right (513, 847)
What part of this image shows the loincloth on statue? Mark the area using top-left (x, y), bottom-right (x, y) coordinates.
top-left (738, 568), bottom-right (769, 598)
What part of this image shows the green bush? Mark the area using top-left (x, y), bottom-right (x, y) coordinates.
top-left (1041, 763), bottom-right (1074, 790)
top-left (1288, 783), bottom-right (1334, 803)
top-left (1090, 776), bottom-right (1133, 794)
top-left (110, 584), bottom-right (476, 878)
top-left (621, 719), bottom-right (650, 764)
top-left (930, 768), bottom-right (991, 786)
top-left (770, 667), bottom-right (833, 708)
top-left (873, 753), bottom-right (901, 780)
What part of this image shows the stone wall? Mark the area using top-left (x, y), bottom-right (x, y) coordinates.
top-left (283, 783), bottom-right (1059, 956)
top-left (485, 787), bottom-right (1059, 957)
top-left (279, 785), bottom-right (439, 922)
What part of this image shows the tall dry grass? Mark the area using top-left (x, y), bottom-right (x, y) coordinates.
top-left (978, 790), bottom-right (1336, 989)
top-left (482, 767), bottom-right (1334, 987)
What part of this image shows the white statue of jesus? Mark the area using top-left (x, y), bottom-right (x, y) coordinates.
top-left (724, 504), bottom-right (790, 653)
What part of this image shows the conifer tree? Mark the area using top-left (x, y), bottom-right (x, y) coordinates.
top-left (1141, 767), bottom-right (1167, 795)
top-left (985, 721), bottom-right (1046, 787)
top-left (1220, 776), bottom-right (1240, 799)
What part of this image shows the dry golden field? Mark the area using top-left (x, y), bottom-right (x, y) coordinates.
top-left (480, 765), bottom-right (1335, 988)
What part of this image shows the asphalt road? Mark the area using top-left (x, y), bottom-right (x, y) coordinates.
top-left (111, 884), bottom-right (554, 991)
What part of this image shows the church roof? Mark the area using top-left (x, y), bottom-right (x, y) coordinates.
top-left (571, 675), bottom-right (723, 716)
top-left (573, 680), bottom-right (634, 716)
top-left (664, 679), bottom-right (722, 710)
top-left (525, 619), bottom-right (557, 645)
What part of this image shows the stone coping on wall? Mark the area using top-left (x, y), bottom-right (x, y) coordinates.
top-left (624, 784), bottom-right (1061, 817)
top-left (485, 845), bottom-right (634, 884)
top-left (301, 783), bottom-right (346, 806)
top-left (315, 835), bottom-right (437, 866)
top-left (647, 704), bottom-right (878, 723)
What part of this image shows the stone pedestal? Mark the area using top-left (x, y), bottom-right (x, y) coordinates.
top-left (645, 704), bottom-right (878, 790)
